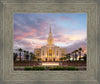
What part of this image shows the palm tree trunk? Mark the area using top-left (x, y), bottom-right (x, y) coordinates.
top-left (19, 52), bottom-right (21, 61)
top-left (24, 53), bottom-right (25, 60)
top-left (79, 52), bottom-right (81, 61)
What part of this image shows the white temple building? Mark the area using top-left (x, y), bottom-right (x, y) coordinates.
top-left (34, 24), bottom-right (67, 61)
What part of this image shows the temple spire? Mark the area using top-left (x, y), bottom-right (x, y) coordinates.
top-left (47, 23), bottom-right (54, 45)
top-left (49, 23), bottom-right (51, 34)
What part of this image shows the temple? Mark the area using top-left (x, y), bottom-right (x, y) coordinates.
top-left (34, 24), bottom-right (67, 61)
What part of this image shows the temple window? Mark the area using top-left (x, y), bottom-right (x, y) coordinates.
top-left (36, 51), bottom-right (39, 56)
top-left (61, 51), bottom-right (64, 56)
top-left (49, 49), bottom-right (52, 56)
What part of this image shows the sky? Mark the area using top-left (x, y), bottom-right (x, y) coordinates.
top-left (13, 13), bottom-right (87, 54)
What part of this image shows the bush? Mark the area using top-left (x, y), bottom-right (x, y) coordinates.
top-left (24, 67), bottom-right (32, 70)
top-left (32, 67), bottom-right (45, 70)
top-left (49, 66), bottom-right (65, 70)
top-left (45, 66), bottom-right (50, 69)
top-left (49, 66), bottom-right (79, 70)
top-left (24, 66), bottom-right (78, 71)
top-left (66, 66), bottom-right (79, 70)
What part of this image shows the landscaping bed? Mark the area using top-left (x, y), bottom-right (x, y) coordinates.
top-left (24, 66), bottom-right (79, 71)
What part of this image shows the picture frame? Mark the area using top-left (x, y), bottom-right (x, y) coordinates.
top-left (0, 0), bottom-right (100, 84)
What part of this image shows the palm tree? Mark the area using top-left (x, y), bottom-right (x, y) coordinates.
top-left (23, 50), bottom-right (26, 60)
top-left (74, 50), bottom-right (78, 61)
top-left (18, 48), bottom-right (23, 61)
top-left (83, 54), bottom-right (87, 61)
top-left (30, 52), bottom-right (35, 61)
top-left (26, 51), bottom-right (29, 60)
top-left (66, 53), bottom-right (71, 61)
top-left (30, 52), bottom-right (36, 61)
top-left (13, 53), bottom-right (18, 61)
top-left (72, 51), bottom-right (75, 61)
top-left (30, 52), bottom-right (33, 60)
top-left (32, 53), bottom-right (36, 61)
top-left (78, 48), bottom-right (83, 61)
top-left (69, 52), bottom-right (72, 61)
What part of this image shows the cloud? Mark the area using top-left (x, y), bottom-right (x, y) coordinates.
top-left (13, 13), bottom-right (87, 53)
top-left (66, 39), bottom-right (87, 53)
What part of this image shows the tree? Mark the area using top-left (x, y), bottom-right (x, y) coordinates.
top-left (33, 54), bottom-right (36, 61)
top-left (83, 54), bottom-right (87, 61)
top-left (30, 52), bottom-right (33, 60)
top-left (13, 53), bottom-right (18, 61)
top-left (63, 57), bottom-right (67, 61)
top-left (78, 48), bottom-right (83, 61)
top-left (18, 48), bottom-right (23, 61)
top-left (26, 51), bottom-right (29, 60)
top-left (30, 52), bottom-right (36, 61)
top-left (74, 50), bottom-right (78, 61)
top-left (30, 52), bottom-right (36, 60)
top-left (59, 57), bottom-right (66, 61)
top-left (60, 57), bottom-right (63, 61)
top-left (37, 58), bottom-right (41, 61)
top-left (23, 50), bottom-right (26, 60)
top-left (72, 51), bottom-right (75, 61)
top-left (66, 53), bottom-right (71, 61)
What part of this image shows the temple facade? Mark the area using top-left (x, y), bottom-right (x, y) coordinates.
top-left (34, 24), bottom-right (67, 61)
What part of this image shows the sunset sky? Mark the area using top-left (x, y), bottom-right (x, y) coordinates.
top-left (14, 13), bottom-right (87, 53)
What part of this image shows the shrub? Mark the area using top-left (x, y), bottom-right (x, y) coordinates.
top-left (24, 67), bottom-right (32, 70)
top-left (32, 66), bottom-right (45, 70)
top-left (49, 66), bottom-right (65, 70)
top-left (66, 66), bottom-right (79, 70)
top-left (45, 66), bottom-right (51, 69)
top-left (24, 66), bottom-right (78, 71)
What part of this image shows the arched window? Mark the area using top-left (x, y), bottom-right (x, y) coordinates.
top-left (49, 49), bottom-right (52, 56)
top-left (36, 51), bottom-right (39, 56)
